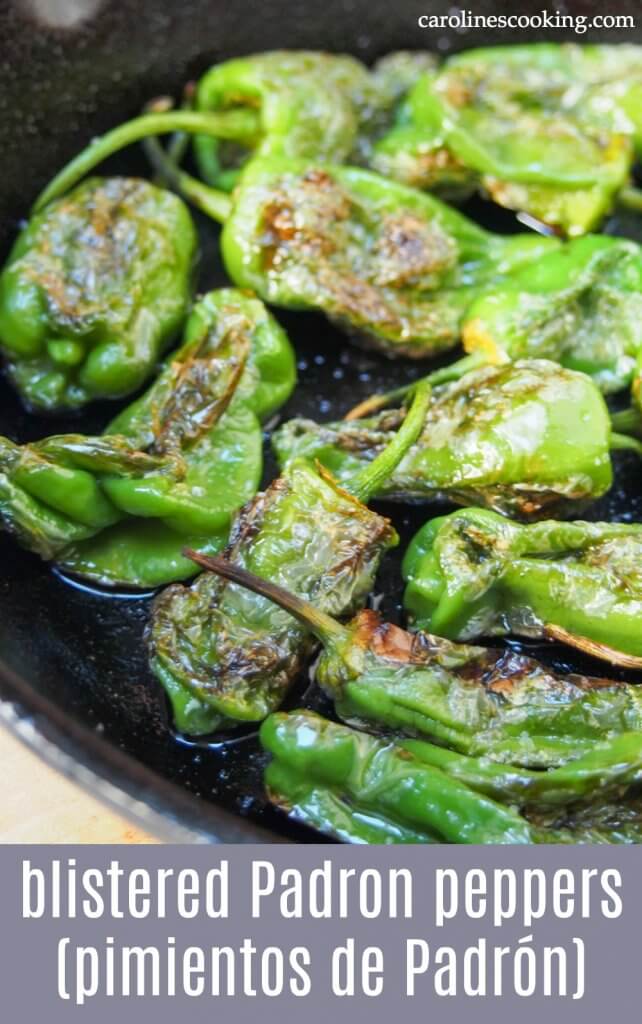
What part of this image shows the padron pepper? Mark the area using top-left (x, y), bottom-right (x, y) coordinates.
top-left (0, 288), bottom-right (295, 588)
top-left (148, 381), bottom-right (432, 734)
top-left (0, 176), bottom-right (197, 412)
top-left (197, 555), bottom-right (642, 768)
top-left (273, 358), bottom-right (631, 520)
top-left (372, 43), bottom-right (642, 235)
top-left (403, 508), bottom-right (642, 668)
top-left (193, 50), bottom-right (437, 191)
top-left (461, 235), bottom-right (642, 398)
top-left (261, 712), bottom-right (642, 844)
top-left (36, 127), bottom-right (559, 359)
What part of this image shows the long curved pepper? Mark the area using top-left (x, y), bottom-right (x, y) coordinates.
top-left (261, 711), bottom-right (642, 845)
top-left (147, 382), bottom-right (431, 735)
top-left (189, 554), bottom-right (642, 769)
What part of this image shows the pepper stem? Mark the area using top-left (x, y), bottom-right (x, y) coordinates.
top-left (610, 431), bottom-right (642, 458)
top-left (184, 551), bottom-right (348, 645)
top-left (618, 185), bottom-right (642, 213)
top-left (344, 351), bottom-right (485, 421)
top-left (347, 378), bottom-right (432, 503)
top-left (610, 406), bottom-right (642, 438)
top-left (33, 106), bottom-right (258, 212)
top-left (143, 134), bottom-right (233, 223)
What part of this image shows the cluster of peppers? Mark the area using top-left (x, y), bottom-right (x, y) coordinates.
top-left (1, 44), bottom-right (642, 844)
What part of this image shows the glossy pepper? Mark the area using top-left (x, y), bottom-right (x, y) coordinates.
top-left (198, 555), bottom-right (642, 768)
top-left (37, 128), bottom-right (559, 359)
top-left (193, 50), bottom-right (437, 191)
top-left (403, 508), bottom-right (642, 668)
top-left (0, 289), bottom-right (295, 588)
top-left (261, 712), bottom-right (642, 844)
top-left (273, 358), bottom-right (627, 520)
top-left (148, 381), bottom-right (432, 735)
top-left (462, 235), bottom-right (642, 397)
top-left (372, 43), bottom-right (642, 236)
top-left (0, 177), bottom-right (197, 412)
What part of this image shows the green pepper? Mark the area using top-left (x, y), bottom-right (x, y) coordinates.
top-left (373, 44), bottom-right (642, 235)
top-left (199, 555), bottom-right (642, 768)
top-left (36, 126), bottom-right (559, 359)
top-left (0, 177), bottom-right (197, 412)
top-left (148, 381), bottom-right (432, 735)
top-left (261, 711), bottom-right (642, 845)
top-left (274, 358), bottom-right (623, 520)
top-left (193, 50), bottom-right (436, 191)
top-left (403, 508), bottom-right (642, 668)
top-left (462, 235), bottom-right (642, 396)
top-left (0, 289), bottom-right (294, 588)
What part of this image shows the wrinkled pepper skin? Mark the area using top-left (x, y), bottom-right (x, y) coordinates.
top-left (261, 711), bottom-right (642, 845)
top-left (403, 509), bottom-right (642, 665)
top-left (148, 379), bottom-right (432, 734)
top-left (148, 461), bottom-right (398, 734)
top-left (0, 289), bottom-right (294, 588)
top-left (262, 711), bottom-right (535, 844)
top-left (220, 157), bottom-right (559, 358)
top-left (462, 236), bottom-right (642, 396)
top-left (373, 44), bottom-right (641, 235)
top-left (200, 557), bottom-right (642, 769)
top-left (194, 50), bottom-right (436, 191)
top-left (0, 177), bottom-right (197, 412)
top-left (274, 359), bottom-right (613, 520)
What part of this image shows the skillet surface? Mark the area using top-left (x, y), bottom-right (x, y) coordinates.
top-left (0, 0), bottom-right (641, 842)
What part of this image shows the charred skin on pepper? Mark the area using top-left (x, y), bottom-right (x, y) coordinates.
top-left (273, 359), bottom-right (614, 519)
top-left (0, 177), bottom-right (197, 412)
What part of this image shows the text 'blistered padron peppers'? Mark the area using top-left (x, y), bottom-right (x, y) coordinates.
top-left (193, 49), bottom-right (437, 190)
top-left (148, 381), bottom-right (432, 735)
top-left (261, 712), bottom-right (642, 844)
top-left (403, 508), bottom-right (642, 668)
top-left (0, 177), bottom-right (197, 412)
top-left (199, 555), bottom-right (642, 769)
top-left (35, 128), bottom-right (560, 359)
top-left (274, 358), bottom-right (620, 520)
top-left (372, 44), bottom-right (642, 235)
top-left (0, 289), bottom-right (295, 588)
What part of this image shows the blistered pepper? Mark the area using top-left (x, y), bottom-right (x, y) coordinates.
top-left (0, 177), bottom-right (197, 412)
top-left (198, 555), bottom-right (642, 768)
top-left (193, 50), bottom-right (436, 191)
top-left (273, 358), bottom-right (629, 520)
top-left (0, 289), bottom-right (295, 588)
top-left (148, 382), bottom-right (432, 735)
top-left (36, 126), bottom-right (559, 359)
top-left (403, 509), bottom-right (642, 668)
top-left (261, 712), bottom-right (642, 844)
top-left (372, 43), bottom-right (642, 235)
top-left (462, 235), bottom-right (642, 396)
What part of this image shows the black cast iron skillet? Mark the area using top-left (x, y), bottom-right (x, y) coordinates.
top-left (1, 0), bottom-right (641, 843)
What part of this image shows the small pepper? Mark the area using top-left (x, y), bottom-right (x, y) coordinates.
top-left (0, 289), bottom-right (294, 588)
top-left (36, 126), bottom-right (559, 359)
top-left (193, 50), bottom-right (436, 191)
top-left (0, 177), bottom-right (197, 412)
top-left (372, 43), bottom-right (642, 235)
top-left (261, 712), bottom-right (642, 844)
top-left (403, 508), bottom-right (642, 668)
top-left (199, 555), bottom-right (642, 768)
top-left (462, 235), bottom-right (642, 397)
top-left (274, 358), bottom-right (625, 520)
top-left (148, 381), bottom-right (432, 735)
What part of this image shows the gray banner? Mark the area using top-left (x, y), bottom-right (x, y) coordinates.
top-left (1, 844), bottom-right (640, 1021)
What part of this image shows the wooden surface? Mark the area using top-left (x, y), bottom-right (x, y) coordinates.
top-left (0, 725), bottom-right (160, 844)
